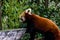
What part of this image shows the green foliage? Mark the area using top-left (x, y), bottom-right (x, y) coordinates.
top-left (2, 0), bottom-right (30, 29)
top-left (21, 33), bottom-right (30, 40)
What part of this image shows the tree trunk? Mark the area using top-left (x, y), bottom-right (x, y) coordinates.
top-left (0, 0), bottom-right (2, 30)
top-left (44, 0), bottom-right (48, 8)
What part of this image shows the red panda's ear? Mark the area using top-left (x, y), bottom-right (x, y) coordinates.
top-left (25, 8), bottom-right (32, 15)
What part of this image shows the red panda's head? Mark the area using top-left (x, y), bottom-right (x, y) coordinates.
top-left (19, 8), bottom-right (32, 23)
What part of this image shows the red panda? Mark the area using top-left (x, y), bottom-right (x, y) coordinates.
top-left (19, 8), bottom-right (60, 40)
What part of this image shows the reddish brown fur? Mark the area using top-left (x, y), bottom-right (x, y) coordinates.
top-left (20, 11), bottom-right (60, 40)
top-left (31, 14), bottom-right (60, 40)
top-left (26, 13), bottom-right (60, 40)
top-left (32, 14), bottom-right (60, 40)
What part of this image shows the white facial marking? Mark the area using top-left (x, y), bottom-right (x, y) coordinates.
top-left (26, 8), bottom-right (32, 15)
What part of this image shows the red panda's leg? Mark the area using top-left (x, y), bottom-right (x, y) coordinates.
top-left (25, 27), bottom-right (36, 40)
top-left (29, 29), bottom-right (36, 40)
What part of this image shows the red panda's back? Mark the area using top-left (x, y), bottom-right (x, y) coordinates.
top-left (31, 14), bottom-right (59, 32)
